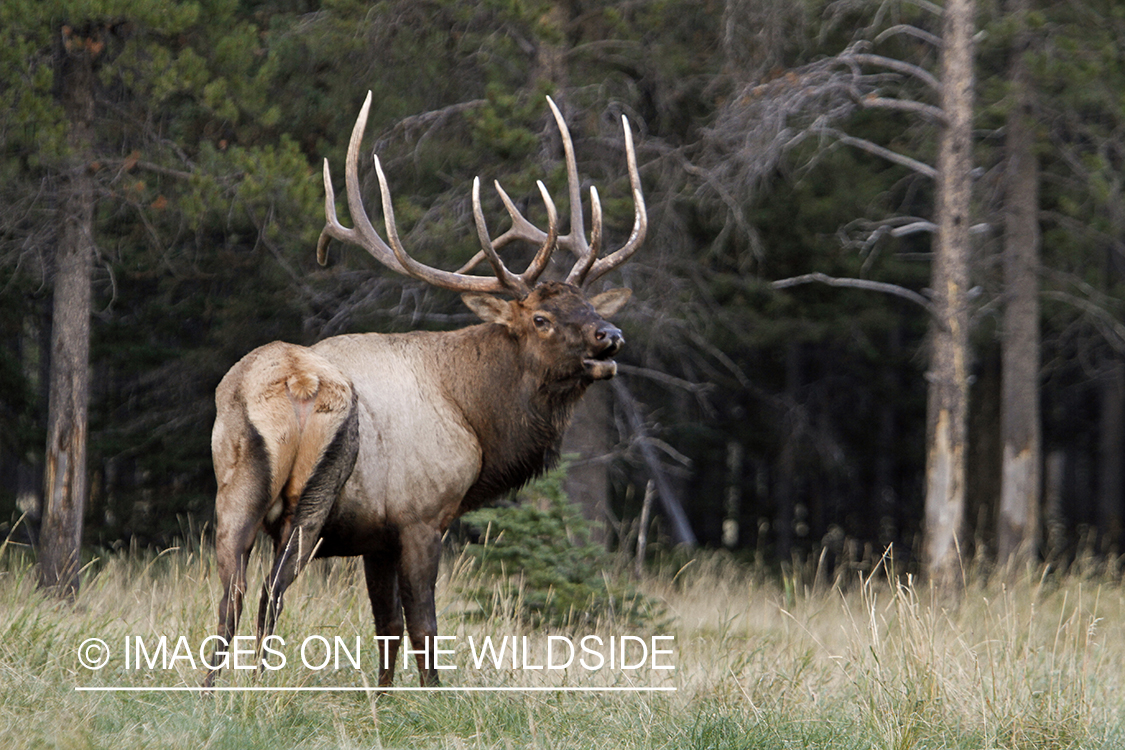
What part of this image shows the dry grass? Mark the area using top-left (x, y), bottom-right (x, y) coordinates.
top-left (0, 533), bottom-right (1122, 749)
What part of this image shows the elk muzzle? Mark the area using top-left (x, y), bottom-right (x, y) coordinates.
top-left (584, 322), bottom-right (624, 380)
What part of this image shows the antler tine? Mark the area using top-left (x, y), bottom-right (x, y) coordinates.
top-left (576, 114), bottom-right (647, 286)
top-left (319, 91), bottom-right (515, 296)
top-left (492, 179), bottom-right (559, 286)
top-left (317, 91), bottom-right (406, 272)
top-left (452, 178), bottom-right (559, 281)
top-left (545, 97), bottom-right (591, 264)
top-left (470, 177), bottom-right (530, 296)
top-left (449, 103), bottom-right (644, 288)
top-left (317, 157), bottom-right (344, 266)
top-left (565, 186), bottom-right (601, 285)
top-left (546, 99), bottom-right (647, 287)
top-left (320, 92), bottom-right (642, 295)
top-left (373, 156), bottom-right (514, 295)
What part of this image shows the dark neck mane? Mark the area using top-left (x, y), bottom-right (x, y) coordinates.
top-left (438, 324), bottom-right (589, 512)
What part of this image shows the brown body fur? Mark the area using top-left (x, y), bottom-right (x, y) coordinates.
top-left (205, 282), bottom-right (629, 687)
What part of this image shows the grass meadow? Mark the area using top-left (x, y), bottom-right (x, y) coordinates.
top-left (1, 530), bottom-right (1123, 749)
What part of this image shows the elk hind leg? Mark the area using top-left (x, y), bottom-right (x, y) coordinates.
top-left (205, 431), bottom-right (269, 686)
top-left (257, 394), bottom-right (359, 642)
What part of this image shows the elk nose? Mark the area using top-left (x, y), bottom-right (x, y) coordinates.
top-left (594, 323), bottom-right (624, 352)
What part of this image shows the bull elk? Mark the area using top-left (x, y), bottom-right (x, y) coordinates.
top-left (204, 92), bottom-right (646, 687)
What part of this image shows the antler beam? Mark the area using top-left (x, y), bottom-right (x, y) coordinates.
top-left (317, 91), bottom-right (646, 297)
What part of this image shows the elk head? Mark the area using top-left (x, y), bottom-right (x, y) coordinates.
top-left (463, 281), bottom-right (633, 386)
top-left (316, 92), bottom-right (647, 348)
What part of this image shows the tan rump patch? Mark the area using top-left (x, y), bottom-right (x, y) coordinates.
top-left (286, 370), bottom-right (320, 401)
top-left (214, 341), bottom-right (355, 524)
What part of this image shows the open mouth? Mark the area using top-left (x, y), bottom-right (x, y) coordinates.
top-left (582, 347), bottom-right (619, 380)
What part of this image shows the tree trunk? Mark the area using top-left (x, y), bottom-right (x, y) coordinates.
top-left (968, 345), bottom-right (1001, 555)
top-left (723, 440), bottom-right (743, 548)
top-left (997, 0), bottom-right (1041, 568)
top-left (1098, 360), bottom-right (1124, 550)
top-left (1043, 448), bottom-right (1066, 557)
top-left (923, 0), bottom-right (975, 592)
top-left (38, 40), bottom-right (96, 596)
top-left (875, 325), bottom-right (902, 549)
top-left (776, 343), bottom-right (801, 560)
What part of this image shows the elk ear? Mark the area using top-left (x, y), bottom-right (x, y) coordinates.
top-left (462, 293), bottom-right (514, 326)
top-left (589, 288), bottom-right (631, 317)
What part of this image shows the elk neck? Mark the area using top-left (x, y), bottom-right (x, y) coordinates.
top-left (435, 321), bottom-right (591, 510)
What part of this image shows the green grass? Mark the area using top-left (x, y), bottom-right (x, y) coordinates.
top-left (1, 535), bottom-right (1122, 749)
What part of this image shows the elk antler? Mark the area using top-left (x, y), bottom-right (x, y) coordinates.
top-left (548, 97), bottom-right (647, 287)
top-left (317, 91), bottom-right (646, 297)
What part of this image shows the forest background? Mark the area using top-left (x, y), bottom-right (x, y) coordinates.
top-left (2, 0), bottom-right (1124, 582)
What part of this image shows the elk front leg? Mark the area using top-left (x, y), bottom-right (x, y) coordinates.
top-left (364, 552), bottom-right (403, 687)
top-left (397, 524), bottom-right (443, 687)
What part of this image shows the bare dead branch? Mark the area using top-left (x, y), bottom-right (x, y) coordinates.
top-left (1042, 290), bottom-right (1125, 353)
top-left (103, 158), bottom-right (197, 182)
top-left (903, 0), bottom-right (944, 15)
top-left (671, 148), bottom-right (761, 255)
top-left (874, 24), bottom-right (943, 49)
top-left (771, 271), bottom-right (934, 313)
top-left (857, 94), bottom-right (946, 123)
top-left (825, 129), bottom-right (938, 178)
top-left (612, 378), bottom-right (697, 547)
top-left (845, 51), bottom-right (942, 92)
top-left (701, 39), bottom-right (944, 200)
top-left (616, 363), bottom-right (713, 394)
top-left (892, 220), bottom-right (938, 236)
top-left (371, 99), bottom-right (487, 154)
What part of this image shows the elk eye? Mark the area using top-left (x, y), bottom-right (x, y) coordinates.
top-left (533, 315), bottom-right (550, 329)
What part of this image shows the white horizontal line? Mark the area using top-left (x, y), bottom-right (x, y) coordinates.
top-left (75, 686), bottom-right (675, 693)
